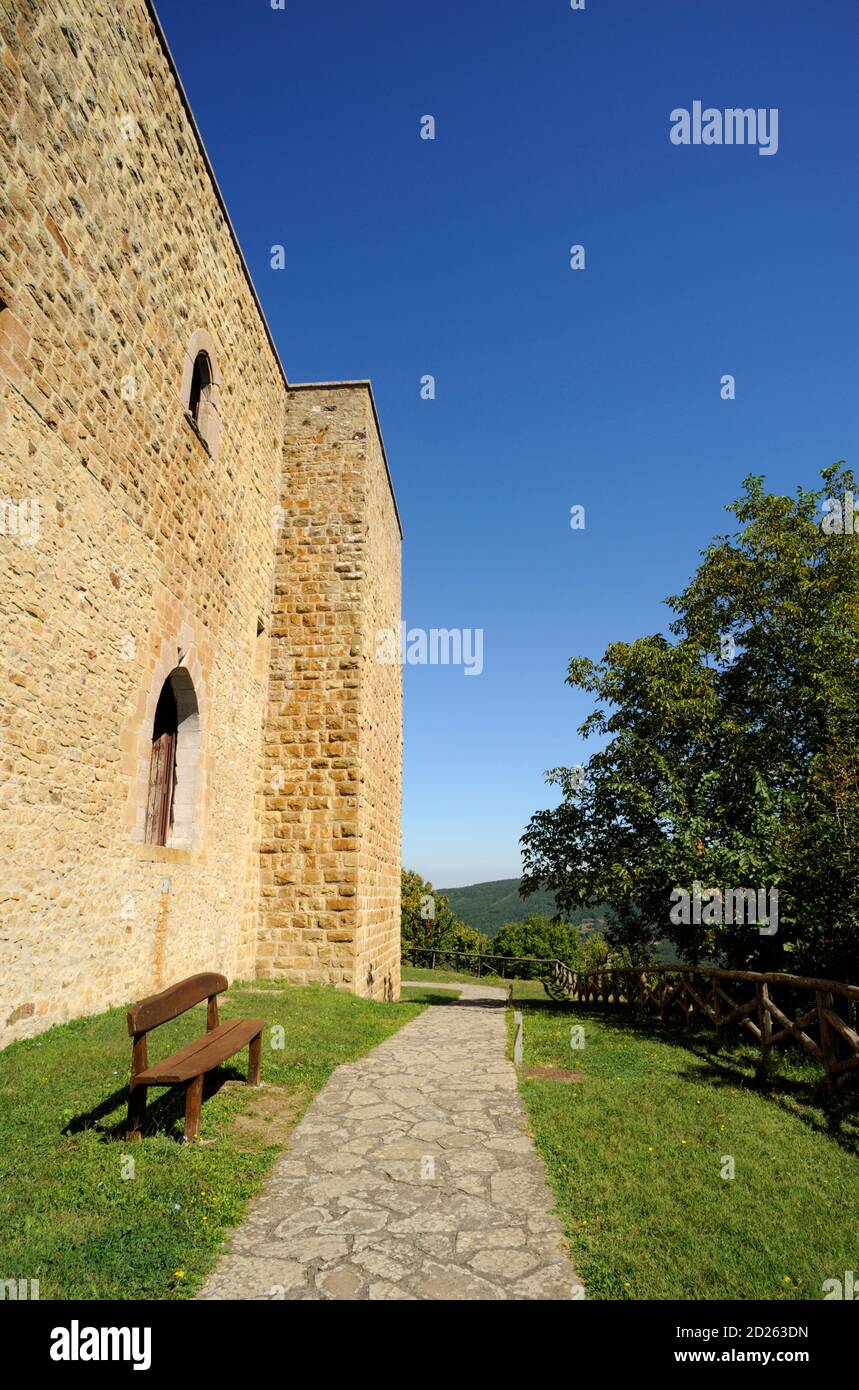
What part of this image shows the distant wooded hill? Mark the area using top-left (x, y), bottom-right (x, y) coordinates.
top-left (438, 879), bottom-right (614, 938)
top-left (438, 879), bottom-right (681, 962)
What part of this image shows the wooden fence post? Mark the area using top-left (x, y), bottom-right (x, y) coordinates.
top-left (757, 982), bottom-right (773, 1065)
top-left (513, 1011), bottom-right (524, 1065)
top-left (817, 989), bottom-right (839, 1090)
top-left (711, 978), bottom-right (722, 1035)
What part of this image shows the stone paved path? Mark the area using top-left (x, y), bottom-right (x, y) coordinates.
top-left (198, 984), bottom-right (582, 1300)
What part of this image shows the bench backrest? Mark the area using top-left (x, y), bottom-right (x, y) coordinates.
top-left (127, 972), bottom-right (228, 1037)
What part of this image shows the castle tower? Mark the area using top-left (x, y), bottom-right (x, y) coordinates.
top-left (257, 384), bottom-right (403, 1000)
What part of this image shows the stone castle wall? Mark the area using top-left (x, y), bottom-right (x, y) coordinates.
top-left (258, 385), bottom-right (402, 999)
top-left (0, 0), bottom-right (402, 1046)
top-left (355, 402), bottom-right (402, 1001)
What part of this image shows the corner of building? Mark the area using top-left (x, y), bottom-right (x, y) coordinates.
top-left (257, 382), bottom-right (402, 998)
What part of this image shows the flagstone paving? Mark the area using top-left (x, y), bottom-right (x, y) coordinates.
top-left (198, 984), bottom-right (583, 1301)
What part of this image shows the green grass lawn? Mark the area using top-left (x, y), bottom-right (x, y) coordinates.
top-left (512, 1000), bottom-right (859, 1300)
top-left (0, 983), bottom-right (426, 1300)
top-left (402, 963), bottom-right (509, 988)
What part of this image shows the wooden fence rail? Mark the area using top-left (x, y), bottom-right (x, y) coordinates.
top-left (401, 946), bottom-right (859, 1089)
top-left (402, 947), bottom-right (551, 978)
top-left (546, 962), bottom-right (859, 1090)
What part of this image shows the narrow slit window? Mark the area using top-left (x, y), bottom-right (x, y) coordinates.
top-left (188, 351), bottom-right (212, 426)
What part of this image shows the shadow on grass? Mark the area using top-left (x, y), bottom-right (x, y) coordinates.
top-left (62, 1065), bottom-right (247, 1143)
top-left (448, 997), bottom-right (507, 1010)
top-left (516, 997), bottom-right (859, 1157)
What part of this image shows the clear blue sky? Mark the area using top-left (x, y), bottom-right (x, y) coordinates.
top-left (155, 0), bottom-right (858, 888)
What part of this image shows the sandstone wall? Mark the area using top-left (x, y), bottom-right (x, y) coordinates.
top-left (259, 385), bottom-right (402, 998)
top-left (0, 1), bottom-right (402, 1046)
top-left (0, 0), bottom-right (286, 1045)
top-left (355, 401), bottom-right (402, 1001)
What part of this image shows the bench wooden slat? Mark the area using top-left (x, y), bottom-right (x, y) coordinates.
top-left (127, 972), bottom-right (229, 1036)
top-left (134, 1017), bottom-right (264, 1085)
top-left (125, 972), bottom-right (265, 1143)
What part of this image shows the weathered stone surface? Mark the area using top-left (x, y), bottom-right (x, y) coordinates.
top-left (197, 1256), bottom-right (305, 1302)
top-left (198, 986), bottom-right (584, 1300)
top-left (0, 0), bottom-right (402, 1048)
top-left (316, 1265), bottom-right (366, 1300)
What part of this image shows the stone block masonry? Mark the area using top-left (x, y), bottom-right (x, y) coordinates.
top-left (259, 385), bottom-right (402, 1001)
top-left (0, 1), bottom-right (402, 1046)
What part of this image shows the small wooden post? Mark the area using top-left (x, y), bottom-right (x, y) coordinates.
top-left (817, 989), bottom-right (839, 1090)
top-left (184, 1074), bottom-right (204, 1142)
top-left (513, 1011), bottom-right (524, 1065)
top-left (757, 983), bottom-right (773, 1064)
top-left (207, 994), bottom-right (219, 1031)
top-left (125, 1032), bottom-right (149, 1141)
top-left (248, 1032), bottom-right (262, 1087)
top-left (682, 973), bottom-right (695, 1027)
top-left (126, 1083), bottom-right (147, 1142)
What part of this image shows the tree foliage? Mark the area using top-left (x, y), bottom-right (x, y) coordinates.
top-left (521, 466), bottom-right (859, 981)
top-left (492, 915), bottom-right (610, 977)
top-left (401, 870), bottom-right (491, 963)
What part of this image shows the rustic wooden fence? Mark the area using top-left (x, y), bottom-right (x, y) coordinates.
top-left (402, 946), bottom-right (549, 978)
top-left (545, 961), bottom-right (859, 1090)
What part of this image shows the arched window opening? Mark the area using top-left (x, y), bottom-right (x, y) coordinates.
top-left (144, 668), bottom-right (200, 848)
top-left (188, 351), bottom-right (212, 427)
top-left (180, 330), bottom-right (221, 458)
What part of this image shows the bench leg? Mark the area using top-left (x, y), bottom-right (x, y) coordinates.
top-left (184, 1074), bottom-right (204, 1142)
top-left (248, 1031), bottom-right (262, 1087)
top-left (126, 1083), bottom-right (147, 1142)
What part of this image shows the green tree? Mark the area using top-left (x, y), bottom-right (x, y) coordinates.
top-left (401, 869), bottom-right (456, 952)
top-left (400, 870), bottom-right (490, 968)
top-left (521, 465), bottom-right (859, 981)
top-left (492, 914), bottom-right (591, 978)
top-left (445, 919), bottom-right (492, 964)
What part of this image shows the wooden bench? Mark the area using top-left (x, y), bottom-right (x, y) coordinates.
top-left (125, 973), bottom-right (264, 1143)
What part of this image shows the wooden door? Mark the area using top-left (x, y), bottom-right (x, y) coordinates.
top-left (144, 679), bottom-right (178, 846)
